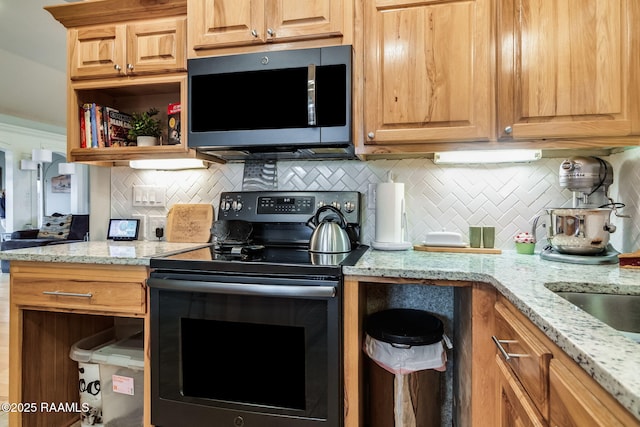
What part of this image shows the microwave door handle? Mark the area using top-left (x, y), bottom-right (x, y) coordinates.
top-left (307, 63), bottom-right (316, 126)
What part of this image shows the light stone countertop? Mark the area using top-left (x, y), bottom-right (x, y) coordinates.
top-left (344, 248), bottom-right (640, 421)
top-left (2, 243), bottom-right (639, 419)
top-left (0, 240), bottom-right (208, 265)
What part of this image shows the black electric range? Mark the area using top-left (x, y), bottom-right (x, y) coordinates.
top-left (150, 190), bottom-right (368, 278)
top-left (148, 191), bottom-right (367, 427)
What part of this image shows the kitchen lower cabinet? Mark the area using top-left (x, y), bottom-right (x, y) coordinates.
top-left (496, 355), bottom-right (547, 427)
top-left (494, 299), bottom-right (552, 418)
top-left (493, 295), bottom-right (640, 427)
top-left (549, 359), bottom-right (636, 427)
top-left (343, 277), bottom-right (498, 427)
top-left (8, 261), bottom-right (150, 427)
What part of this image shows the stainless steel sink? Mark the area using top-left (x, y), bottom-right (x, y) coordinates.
top-left (554, 291), bottom-right (640, 341)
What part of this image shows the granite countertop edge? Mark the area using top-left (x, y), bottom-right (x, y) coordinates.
top-left (344, 248), bottom-right (640, 421)
top-left (2, 243), bottom-right (639, 419)
top-left (0, 241), bottom-right (210, 265)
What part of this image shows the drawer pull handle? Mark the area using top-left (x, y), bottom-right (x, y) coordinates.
top-left (492, 335), bottom-right (528, 361)
top-left (42, 291), bottom-right (93, 298)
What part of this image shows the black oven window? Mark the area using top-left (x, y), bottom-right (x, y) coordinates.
top-left (180, 318), bottom-right (306, 410)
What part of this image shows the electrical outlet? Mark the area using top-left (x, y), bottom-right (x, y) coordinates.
top-left (131, 214), bottom-right (146, 240)
top-left (148, 215), bottom-right (166, 240)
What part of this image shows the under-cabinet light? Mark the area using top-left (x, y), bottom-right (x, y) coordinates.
top-left (129, 159), bottom-right (210, 170)
top-left (433, 149), bottom-right (542, 164)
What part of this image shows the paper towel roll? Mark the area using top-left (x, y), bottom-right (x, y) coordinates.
top-left (375, 182), bottom-right (405, 243)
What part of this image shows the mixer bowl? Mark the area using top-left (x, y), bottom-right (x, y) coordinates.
top-left (546, 208), bottom-right (615, 255)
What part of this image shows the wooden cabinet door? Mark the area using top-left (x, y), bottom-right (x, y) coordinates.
top-left (266, 0), bottom-right (343, 42)
top-left (189, 0), bottom-right (344, 51)
top-left (497, 0), bottom-right (632, 140)
top-left (549, 360), bottom-right (635, 427)
top-left (363, 0), bottom-right (493, 146)
top-left (69, 24), bottom-right (127, 79)
top-left (189, 0), bottom-right (266, 49)
top-left (496, 355), bottom-right (548, 427)
top-left (127, 17), bottom-right (187, 75)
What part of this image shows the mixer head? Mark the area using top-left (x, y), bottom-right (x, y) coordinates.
top-left (558, 156), bottom-right (613, 196)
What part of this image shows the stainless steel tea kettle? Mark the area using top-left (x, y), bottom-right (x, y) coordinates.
top-left (307, 205), bottom-right (352, 254)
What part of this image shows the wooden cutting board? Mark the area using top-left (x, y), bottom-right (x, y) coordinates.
top-left (413, 245), bottom-right (502, 254)
top-left (166, 204), bottom-right (214, 243)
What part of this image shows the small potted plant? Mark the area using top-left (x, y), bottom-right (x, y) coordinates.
top-left (128, 108), bottom-right (161, 146)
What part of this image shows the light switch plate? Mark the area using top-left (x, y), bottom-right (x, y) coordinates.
top-left (132, 185), bottom-right (166, 207)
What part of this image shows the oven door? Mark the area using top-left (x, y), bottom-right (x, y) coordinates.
top-left (149, 274), bottom-right (343, 427)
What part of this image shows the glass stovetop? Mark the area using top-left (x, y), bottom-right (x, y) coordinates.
top-left (151, 244), bottom-right (369, 275)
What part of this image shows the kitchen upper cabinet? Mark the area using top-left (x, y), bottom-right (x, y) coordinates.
top-left (70, 17), bottom-right (187, 80)
top-left (358, 0), bottom-right (640, 158)
top-left (45, 0), bottom-right (200, 165)
top-left (362, 0), bottom-right (494, 148)
top-left (188, 0), bottom-right (347, 55)
top-left (497, 0), bottom-right (634, 140)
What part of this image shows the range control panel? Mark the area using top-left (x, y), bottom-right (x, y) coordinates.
top-left (257, 195), bottom-right (315, 214)
top-left (219, 191), bottom-right (361, 224)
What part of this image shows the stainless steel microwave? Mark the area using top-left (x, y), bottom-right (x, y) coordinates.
top-left (188, 45), bottom-right (353, 161)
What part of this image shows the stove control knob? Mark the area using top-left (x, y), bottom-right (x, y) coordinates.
top-left (317, 201), bottom-right (326, 208)
top-left (331, 201), bottom-right (341, 210)
top-left (344, 201), bottom-right (355, 213)
top-left (220, 200), bottom-right (231, 211)
top-left (232, 201), bottom-right (243, 211)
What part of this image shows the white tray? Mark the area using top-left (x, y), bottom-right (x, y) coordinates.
top-left (371, 241), bottom-right (413, 251)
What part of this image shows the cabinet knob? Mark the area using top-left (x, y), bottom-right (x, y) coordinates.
top-left (127, 64), bottom-right (134, 71)
top-left (367, 132), bottom-right (375, 139)
top-left (251, 29), bottom-right (259, 38)
top-left (113, 64), bottom-right (122, 72)
top-left (504, 126), bottom-right (513, 134)
top-left (267, 28), bottom-right (275, 37)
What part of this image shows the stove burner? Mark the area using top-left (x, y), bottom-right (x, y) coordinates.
top-left (213, 244), bottom-right (266, 261)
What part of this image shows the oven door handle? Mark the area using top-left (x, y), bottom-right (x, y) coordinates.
top-left (148, 278), bottom-right (337, 298)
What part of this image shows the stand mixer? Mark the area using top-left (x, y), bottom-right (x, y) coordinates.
top-left (536, 156), bottom-right (627, 265)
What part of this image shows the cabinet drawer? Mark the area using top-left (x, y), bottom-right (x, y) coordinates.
top-left (493, 301), bottom-right (553, 418)
top-left (496, 355), bottom-right (547, 427)
top-left (12, 279), bottom-right (146, 315)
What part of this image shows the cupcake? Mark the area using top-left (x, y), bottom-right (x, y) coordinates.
top-left (514, 232), bottom-right (536, 254)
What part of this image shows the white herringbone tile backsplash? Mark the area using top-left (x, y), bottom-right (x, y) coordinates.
top-left (111, 148), bottom-right (640, 252)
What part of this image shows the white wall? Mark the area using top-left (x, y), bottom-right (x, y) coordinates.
top-left (111, 148), bottom-right (640, 253)
top-left (0, 120), bottom-right (66, 231)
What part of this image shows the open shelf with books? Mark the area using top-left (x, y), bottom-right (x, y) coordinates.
top-left (68, 73), bottom-right (209, 165)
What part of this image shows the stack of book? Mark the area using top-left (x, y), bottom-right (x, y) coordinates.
top-left (79, 103), bottom-right (133, 148)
